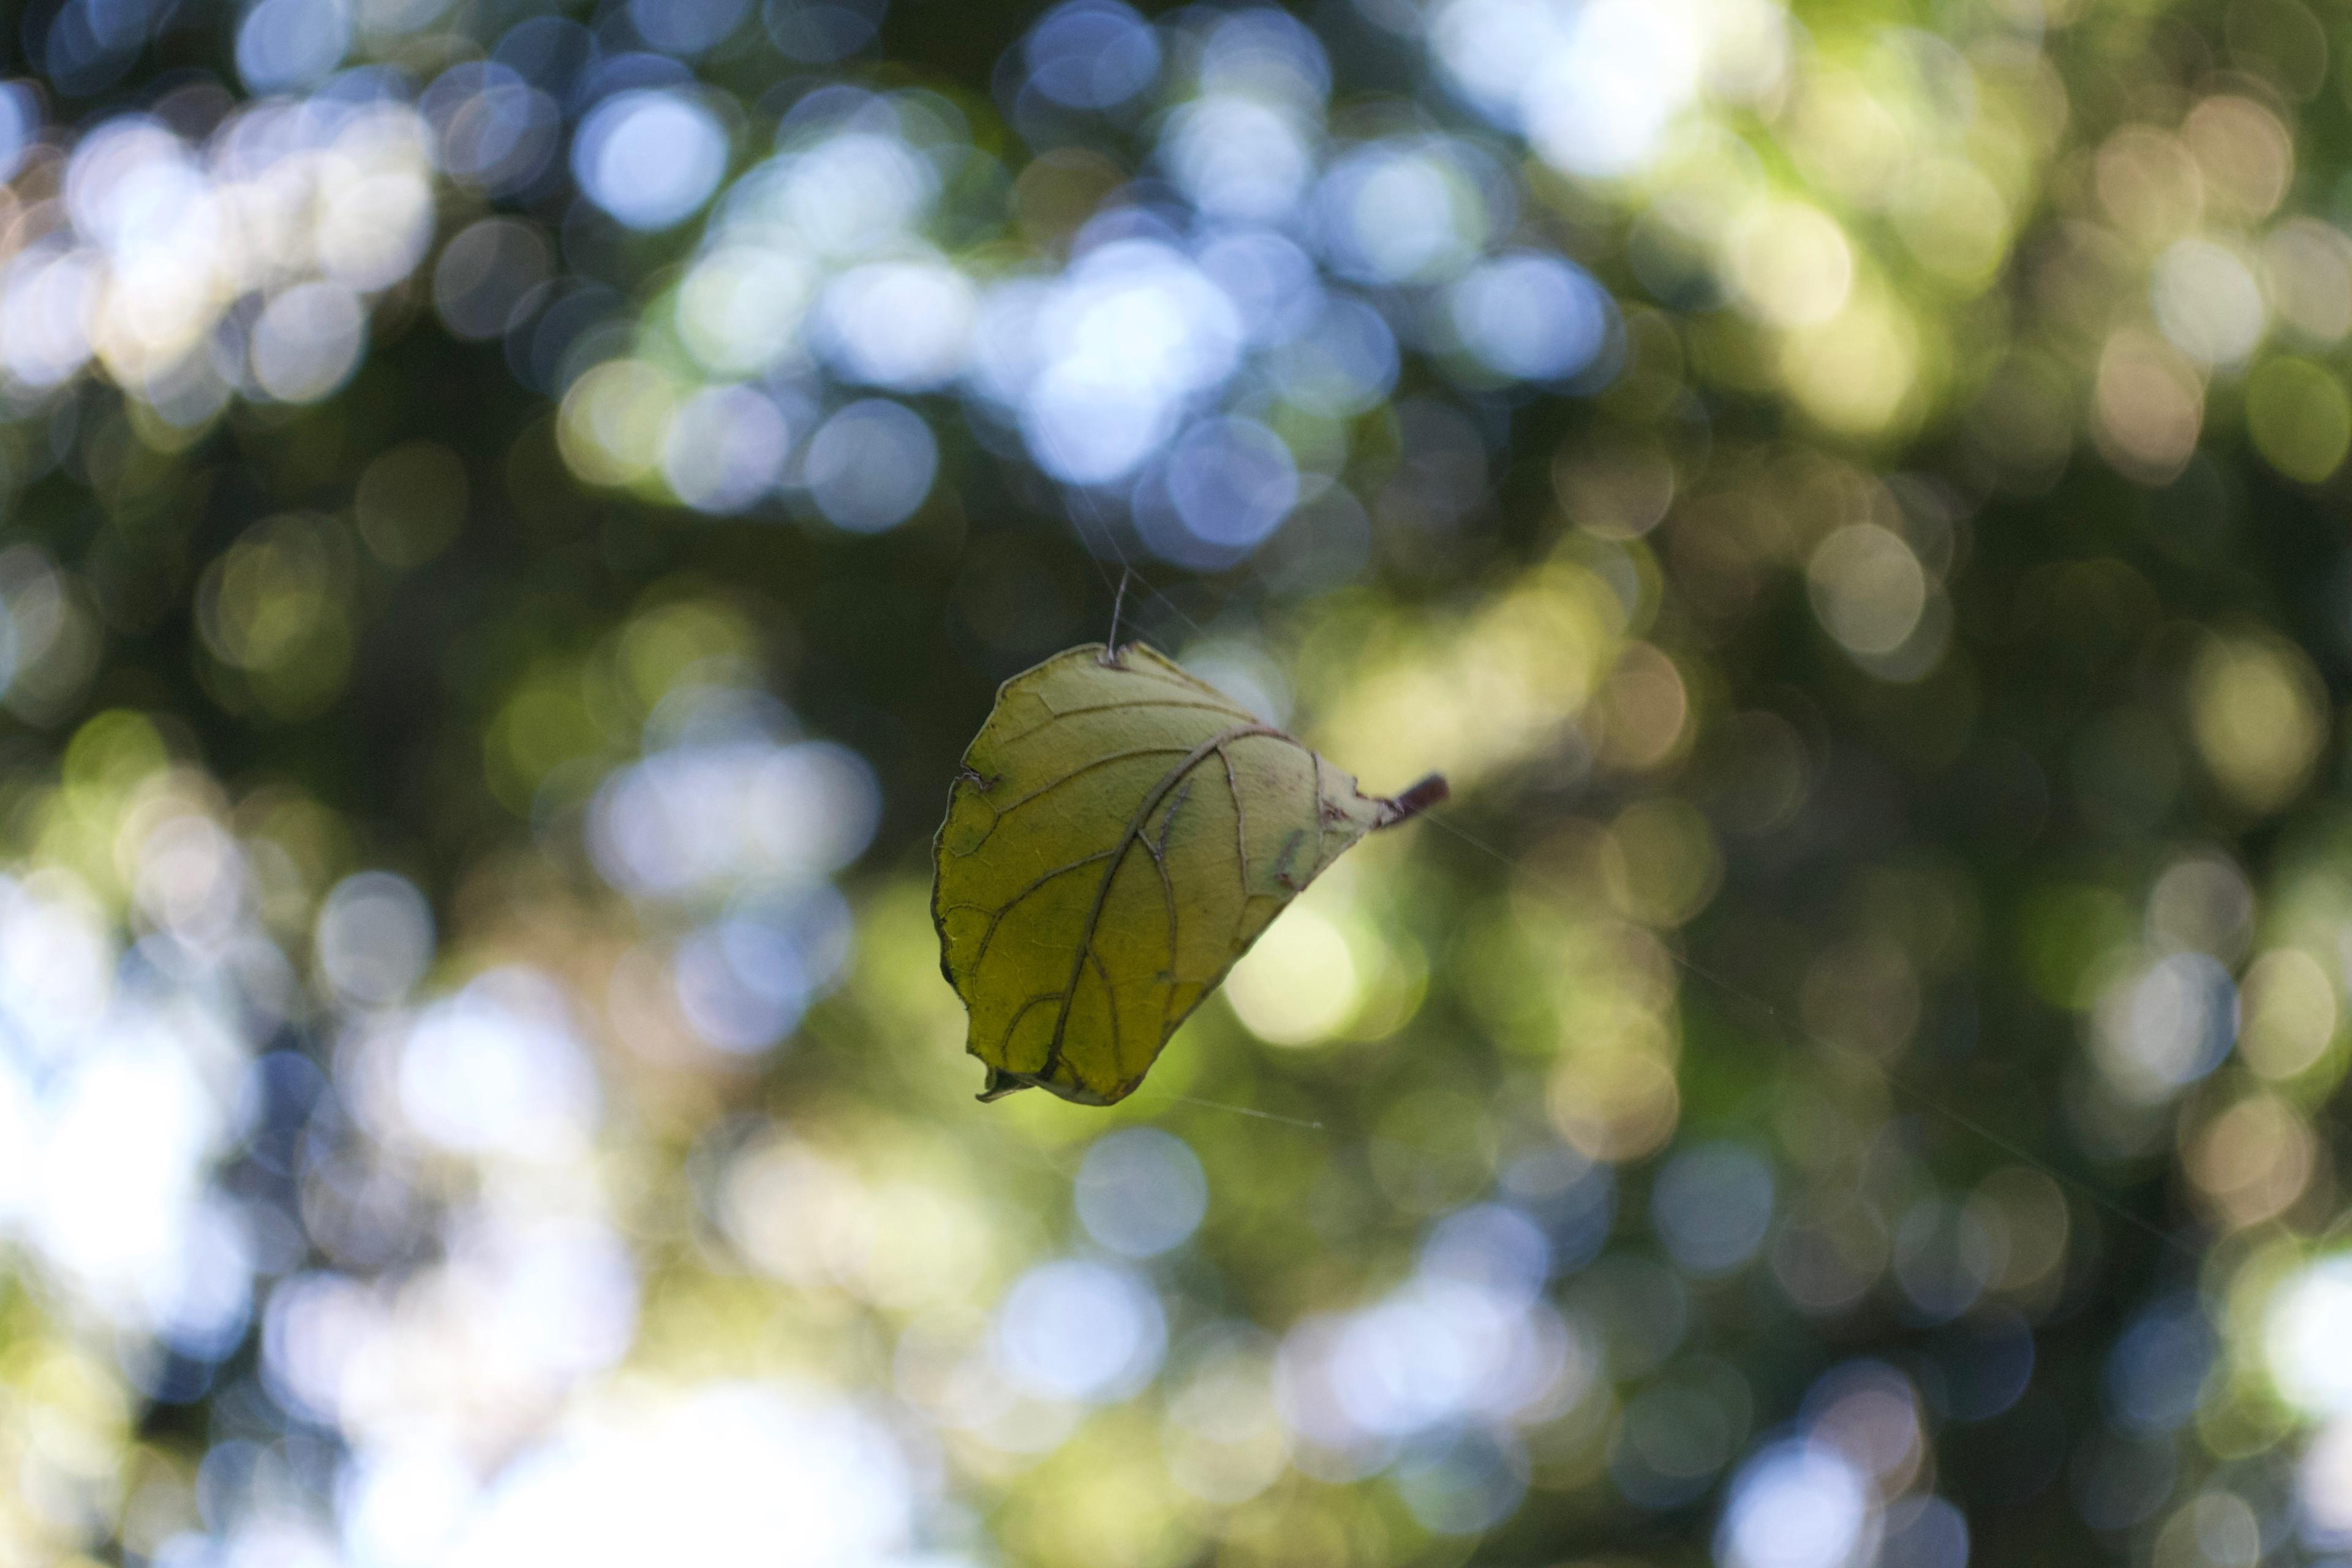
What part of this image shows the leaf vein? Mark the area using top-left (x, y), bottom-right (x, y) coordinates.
top-left (978, 745), bottom-right (1199, 827)
top-left (1085, 947), bottom-right (1121, 1077)
top-left (964, 848), bottom-right (1120, 971)
top-left (1146, 776), bottom-right (1192, 1041)
top-left (998, 696), bottom-right (1255, 746)
top-left (1039, 723), bottom-right (1284, 1080)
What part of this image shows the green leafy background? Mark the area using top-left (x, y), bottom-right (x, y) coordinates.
top-left (0, 0), bottom-right (2346, 1564)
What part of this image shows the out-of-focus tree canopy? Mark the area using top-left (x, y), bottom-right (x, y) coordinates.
top-left (2, 0), bottom-right (2351, 1562)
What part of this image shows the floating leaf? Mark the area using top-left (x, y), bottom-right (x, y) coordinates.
top-left (932, 642), bottom-right (1445, 1106)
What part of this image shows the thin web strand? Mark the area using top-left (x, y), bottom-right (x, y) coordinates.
top-left (1159, 1091), bottom-right (1328, 1131)
top-left (1072, 510), bottom-right (1215, 643)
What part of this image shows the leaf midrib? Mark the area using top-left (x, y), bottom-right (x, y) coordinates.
top-left (1038, 722), bottom-right (1290, 1085)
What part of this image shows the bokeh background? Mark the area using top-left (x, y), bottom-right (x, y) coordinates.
top-left (2, 0), bottom-right (2351, 1562)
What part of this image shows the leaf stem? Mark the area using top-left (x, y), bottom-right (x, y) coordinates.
top-left (1373, 773), bottom-right (1449, 829)
top-left (1099, 568), bottom-right (1132, 665)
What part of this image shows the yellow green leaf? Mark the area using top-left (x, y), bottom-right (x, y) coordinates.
top-left (932, 642), bottom-right (1445, 1106)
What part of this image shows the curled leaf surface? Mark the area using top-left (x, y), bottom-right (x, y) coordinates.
top-left (932, 642), bottom-right (1439, 1106)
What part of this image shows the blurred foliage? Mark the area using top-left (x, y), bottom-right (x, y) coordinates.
top-left (4, 0), bottom-right (2352, 1565)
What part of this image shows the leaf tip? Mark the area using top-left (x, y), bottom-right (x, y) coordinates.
top-left (976, 1067), bottom-right (1030, 1102)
